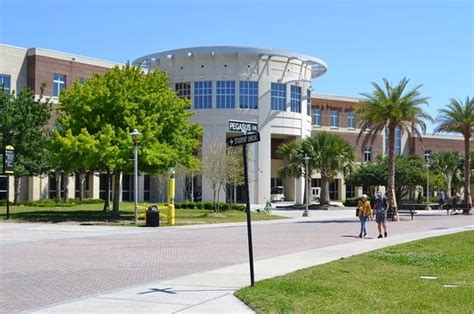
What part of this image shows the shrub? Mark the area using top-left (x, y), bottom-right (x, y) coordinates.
top-left (202, 201), bottom-right (214, 210)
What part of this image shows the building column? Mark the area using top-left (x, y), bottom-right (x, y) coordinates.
top-left (90, 173), bottom-right (100, 199)
top-left (28, 176), bottom-right (41, 201)
top-left (67, 174), bottom-right (75, 199)
top-left (138, 175), bottom-right (145, 203)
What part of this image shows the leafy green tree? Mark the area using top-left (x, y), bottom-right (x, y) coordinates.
top-left (345, 161), bottom-right (386, 196)
top-left (57, 64), bottom-right (202, 218)
top-left (434, 96), bottom-right (473, 208)
top-left (0, 87), bottom-right (51, 203)
top-left (357, 78), bottom-right (431, 209)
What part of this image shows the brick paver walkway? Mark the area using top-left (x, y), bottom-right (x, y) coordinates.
top-left (1, 213), bottom-right (471, 313)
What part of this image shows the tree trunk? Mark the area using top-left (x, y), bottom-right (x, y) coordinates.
top-left (62, 174), bottom-right (69, 202)
top-left (447, 174), bottom-right (452, 199)
top-left (79, 172), bottom-right (85, 202)
top-left (320, 172), bottom-right (331, 205)
top-left (13, 175), bottom-right (21, 205)
top-left (111, 169), bottom-right (121, 219)
top-left (464, 137), bottom-right (472, 211)
top-left (55, 170), bottom-right (61, 202)
top-left (387, 126), bottom-right (398, 209)
top-left (102, 170), bottom-right (112, 212)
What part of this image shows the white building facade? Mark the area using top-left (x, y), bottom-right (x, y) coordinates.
top-left (133, 47), bottom-right (327, 204)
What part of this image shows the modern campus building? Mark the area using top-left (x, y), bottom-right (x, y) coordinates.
top-left (0, 44), bottom-right (470, 204)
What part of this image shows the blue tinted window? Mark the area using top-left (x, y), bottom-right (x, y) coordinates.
top-left (313, 108), bottom-right (321, 126)
top-left (307, 89), bottom-right (311, 116)
top-left (216, 81), bottom-right (235, 109)
top-left (53, 73), bottom-right (66, 97)
top-left (347, 111), bottom-right (356, 128)
top-left (290, 85), bottom-right (301, 113)
top-left (194, 81), bottom-right (212, 109)
top-left (385, 126), bottom-right (401, 155)
top-left (271, 83), bottom-right (286, 111)
top-left (0, 74), bottom-right (11, 93)
top-left (331, 110), bottom-right (339, 127)
top-left (239, 81), bottom-right (258, 109)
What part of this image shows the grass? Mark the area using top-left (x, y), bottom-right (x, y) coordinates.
top-left (0, 202), bottom-right (284, 226)
top-left (235, 231), bottom-right (474, 313)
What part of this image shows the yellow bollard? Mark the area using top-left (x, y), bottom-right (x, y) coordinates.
top-left (167, 167), bottom-right (176, 225)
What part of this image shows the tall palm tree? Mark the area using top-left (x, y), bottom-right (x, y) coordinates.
top-left (302, 132), bottom-right (354, 205)
top-left (434, 97), bottom-right (474, 208)
top-left (357, 78), bottom-right (431, 209)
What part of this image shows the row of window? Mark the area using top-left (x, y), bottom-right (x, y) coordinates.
top-left (177, 81), bottom-right (309, 113)
top-left (312, 108), bottom-right (356, 128)
top-left (1, 73), bottom-right (83, 97)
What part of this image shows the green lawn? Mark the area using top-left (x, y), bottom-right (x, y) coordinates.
top-left (235, 231), bottom-right (474, 313)
top-left (0, 202), bottom-right (284, 226)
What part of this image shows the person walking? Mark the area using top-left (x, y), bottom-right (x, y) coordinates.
top-left (357, 194), bottom-right (372, 238)
top-left (374, 191), bottom-right (388, 238)
top-left (438, 189), bottom-right (446, 209)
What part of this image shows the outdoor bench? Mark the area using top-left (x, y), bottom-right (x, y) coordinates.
top-left (396, 205), bottom-right (418, 220)
top-left (442, 203), bottom-right (472, 215)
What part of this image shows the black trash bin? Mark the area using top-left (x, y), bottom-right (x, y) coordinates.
top-left (146, 205), bottom-right (160, 227)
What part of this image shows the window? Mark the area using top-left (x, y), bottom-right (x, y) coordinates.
top-left (346, 184), bottom-right (356, 199)
top-left (0, 74), bottom-right (11, 93)
top-left (306, 89), bottom-right (311, 116)
top-left (385, 126), bottom-right (401, 155)
top-left (364, 147), bottom-right (372, 162)
top-left (239, 81), bottom-right (258, 109)
top-left (176, 82), bottom-right (191, 99)
top-left (290, 85), bottom-right (301, 113)
top-left (194, 81), bottom-right (212, 109)
top-left (53, 73), bottom-right (66, 97)
top-left (79, 77), bottom-right (86, 85)
top-left (144, 175), bottom-right (151, 201)
top-left (122, 174), bottom-right (134, 201)
top-left (0, 175), bottom-right (7, 200)
top-left (216, 80), bottom-right (235, 109)
top-left (330, 110), bottom-right (339, 127)
top-left (75, 174), bottom-right (90, 199)
top-left (271, 83), bottom-right (286, 111)
top-left (347, 111), bottom-right (356, 128)
top-left (313, 108), bottom-right (321, 126)
top-left (424, 150), bottom-right (432, 162)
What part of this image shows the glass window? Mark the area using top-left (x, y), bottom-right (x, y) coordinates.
top-left (290, 85), bottom-right (301, 113)
top-left (194, 81), bottom-right (212, 109)
top-left (271, 83), bottom-right (286, 111)
top-left (176, 82), bottom-right (191, 99)
top-left (330, 110), bottom-right (339, 127)
top-left (0, 175), bottom-right (7, 200)
top-left (144, 175), bottom-right (151, 201)
top-left (347, 111), bottom-right (356, 128)
top-left (0, 74), bottom-right (11, 93)
top-left (79, 77), bottom-right (85, 85)
top-left (239, 81), bottom-right (258, 109)
top-left (53, 73), bottom-right (66, 97)
top-left (364, 147), bottom-right (372, 162)
top-left (385, 126), bottom-right (401, 155)
top-left (75, 174), bottom-right (90, 199)
top-left (313, 108), bottom-right (321, 126)
top-left (346, 184), bottom-right (356, 199)
top-left (216, 80), bottom-right (235, 109)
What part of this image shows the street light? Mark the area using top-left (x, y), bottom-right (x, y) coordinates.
top-left (425, 161), bottom-right (431, 210)
top-left (130, 128), bottom-right (141, 224)
top-left (303, 155), bottom-right (310, 217)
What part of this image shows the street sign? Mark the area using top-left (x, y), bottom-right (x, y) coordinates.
top-left (3, 145), bottom-right (14, 174)
top-left (226, 133), bottom-right (260, 147)
top-left (228, 120), bottom-right (258, 133)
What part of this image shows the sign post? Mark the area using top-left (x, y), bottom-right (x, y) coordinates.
top-left (3, 145), bottom-right (15, 219)
top-left (227, 120), bottom-right (259, 286)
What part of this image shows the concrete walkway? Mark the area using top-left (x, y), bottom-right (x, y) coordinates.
top-left (30, 210), bottom-right (473, 313)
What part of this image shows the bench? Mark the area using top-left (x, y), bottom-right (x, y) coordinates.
top-left (442, 203), bottom-right (472, 215)
top-left (396, 205), bottom-right (418, 220)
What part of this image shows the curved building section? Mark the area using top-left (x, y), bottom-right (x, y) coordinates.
top-left (133, 46), bottom-right (327, 204)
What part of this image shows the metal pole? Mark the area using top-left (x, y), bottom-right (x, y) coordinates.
top-left (426, 164), bottom-right (431, 210)
top-left (134, 142), bottom-right (138, 224)
top-left (242, 144), bottom-right (255, 286)
top-left (6, 175), bottom-right (10, 219)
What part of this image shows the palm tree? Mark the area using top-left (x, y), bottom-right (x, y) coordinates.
top-left (357, 78), bottom-right (431, 209)
top-left (434, 97), bottom-right (474, 209)
top-left (277, 139), bottom-right (307, 203)
top-left (429, 151), bottom-right (462, 197)
top-left (302, 132), bottom-right (354, 205)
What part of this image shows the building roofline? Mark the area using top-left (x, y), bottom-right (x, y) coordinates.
top-left (312, 93), bottom-right (361, 102)
top-left (26, 47), bottom-right (119, 68)
top-left (133, 46), bottom-right (328, 78)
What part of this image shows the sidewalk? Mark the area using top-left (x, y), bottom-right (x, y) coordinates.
top-left (33, 220), bottom-right (473, 313)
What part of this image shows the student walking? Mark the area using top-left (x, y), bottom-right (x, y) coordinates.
top-left (374, 192), bottom-right (388, 238)
top-left (357, 194), bottom-right (372, 238)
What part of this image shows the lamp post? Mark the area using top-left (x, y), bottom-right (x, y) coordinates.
top-left (303, 155), bottom-right (310, 217)
top-left (426, 161), bottom-right (431, 210)
top-left (130, 129), bottom-right (141, 224)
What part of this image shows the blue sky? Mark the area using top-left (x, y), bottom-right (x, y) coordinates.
top-left (1, 0), bottom-right (472, 132)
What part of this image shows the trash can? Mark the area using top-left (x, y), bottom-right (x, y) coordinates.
top-left (146, 205), bottom-right (160, 227)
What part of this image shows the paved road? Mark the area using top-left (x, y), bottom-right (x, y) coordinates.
top-left (1, 210), bottom-right (471, 313)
